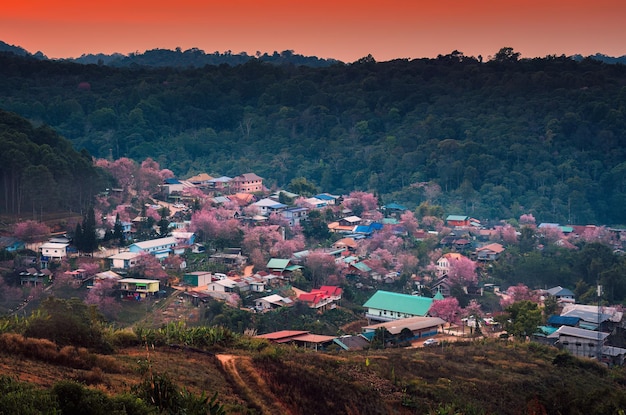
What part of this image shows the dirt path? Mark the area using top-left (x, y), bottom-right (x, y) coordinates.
top-left (216, 354), bottom-right (292, 415)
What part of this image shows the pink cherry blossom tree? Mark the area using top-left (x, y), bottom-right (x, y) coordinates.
top-left (429, 297), bottom-right (461, 326)
top-left (399, 210), bottom-right (419, 236)
top-left (85, 278), bottom-right (121, 319)
top-left (493, 224), bottom-right (518, 245)
top-left (519, 213), bottom-right (536, 226)
top-left (499, 283), bottom-right (539, 308)
top-left (13, 220), bottom-right (50, 243)
top-left (304, 249), bottom-right (340, 288)
top-left (270, 234), bottom-right (305, 259)
top-left (447, 256), bottom-right (478, 286)
top-left (133, 253), bottom-right (168, 281)
top-left (540, 225), bottom-right (564, 244)
top-left (343, 191), bottom-right (379, 215)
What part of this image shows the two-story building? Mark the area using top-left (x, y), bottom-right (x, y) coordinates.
top-left (118, 278), bottom-right (160, 298)
top-left (39, 242), bottom-right (69, 268)
top-left (363, 290), bottom-right (433, 323)
top-left (231, 173), bottom-right (263, 193)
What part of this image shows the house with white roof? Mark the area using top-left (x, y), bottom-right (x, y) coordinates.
top-left (108, 251), bottom-right (142, 270)
top-left (255, 294), bottom-right (293, 311)
top-left (39, 242), bottom-right (69, 268)
top-left (252, 198), bottom-right (288, 216)
top-left (128, 236), bottom-right (178, 259)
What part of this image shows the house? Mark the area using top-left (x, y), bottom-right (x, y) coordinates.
top-left (209, 248), bottom-right (247, 266)
top-left (253, 198), bottom-right (288, 216)
top-left (186, 173), bottom-right (213, 187)
top-left (298, 286), bottom-right (343, 311)
top-left (128, 236), bottom-right (179, 259)
top-left (266, 258), bottom-right (302, 276)
top-left (446, 215), bottom-right (470, 227)
top-left (182, 271), bottom-right (213, 287)
top-left (300, 197), bottom-right (329, 209)
top-left (206, 278), bottom-right (239, 292)
top-left (20, 268), bottom-right (52, 286)
top-left (0, 236), bottom-right (25, 252)
top-left (207, 176), bottom-right (232, 192)
top-left (39, 242), bottom-right (68, 268)
top-left (339, 216), bottom-right (362, 227)
top-left (313, 193), bottom-right (341, 205)
top-left (332, 237), bottom-right (358, 252)
top-left (435, 253), bottom-right (464, 277)
top-left (363, 290), bottom-right (434, 322)
top-left (280, 206), bottom-right (309, 226)
top-left (231, 173), bottom-right (263, 193)
top-left (108, 251), bottom-right (141, 270)
top-left (560, 304), bottom-right (623, 331)
top-left (118, 278), bottom-right (160, 297)
top-left (162, 178), bottom-right (185, 195)
top-left (475, 243), bottom-right (505, 261)
top-left (542, 286), bottom-right (575, 303)
top-left (171, 231), bottom-right (196, 246)
top-left (547, 325), bottom-right (609, 360)
top-left (381, 203), bottom-right (408, 218)
top-left (255, 294), bottom-right (293, 311)
top-left (430, 277), bottom-right (453, 298)
top-left (333, 334), bottom-right (371, 351)
top-left (362, 316), bottom-right (445, 342)
top-left (269, 190), bottom-right (299, 202)
top-left (255, 330), bottom-right (337, 350)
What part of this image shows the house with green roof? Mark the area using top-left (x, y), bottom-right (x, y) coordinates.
top-left (363, 290), bottom-right (434, 322)
top-left (266, 258), bottom-right (303, 277)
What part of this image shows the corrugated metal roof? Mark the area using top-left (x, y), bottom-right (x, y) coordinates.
top-left (363, 291), bottom-right (433, 316)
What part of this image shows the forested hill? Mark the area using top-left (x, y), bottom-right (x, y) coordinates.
top-left (1, 50), bottom-right (626, 225)
top-left (0, 109), bottom-right (108, 218)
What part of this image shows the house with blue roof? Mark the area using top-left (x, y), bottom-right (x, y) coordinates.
top-left (363, 290), bottom-right (434, 322)
top-left (162, 178), bottom-right (185, 195)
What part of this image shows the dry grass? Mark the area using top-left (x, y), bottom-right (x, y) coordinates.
top-left (1, 336), bottom-right (626, 414)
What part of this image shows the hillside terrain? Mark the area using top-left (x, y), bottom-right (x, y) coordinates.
top-left (1, 50), bottom-right (626, 224)
top-left (1, 330), bottom-right (626, 415)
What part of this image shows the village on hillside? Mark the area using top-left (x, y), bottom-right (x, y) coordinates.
top-left (3, 159), bottom-right (626, 365)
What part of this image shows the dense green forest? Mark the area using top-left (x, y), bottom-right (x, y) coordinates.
top-left (2, 49), bottom-right (626, 224)
top-left (0, 109), bottom-right (108, 218)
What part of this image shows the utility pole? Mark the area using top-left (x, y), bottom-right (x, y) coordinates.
top-left (597, 284), bottom-right (603, 362)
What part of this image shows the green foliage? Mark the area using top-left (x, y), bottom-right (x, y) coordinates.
top-left (23, 297), bottom-right (111, 352)
top-left (133, 322), bottom-right (236, 349)
top-left (132, 371), bottom-right (225, 415)
top-left (4, 54), bottom-right (626, 223)
top-left (502, 300), bottom-right (543, 339)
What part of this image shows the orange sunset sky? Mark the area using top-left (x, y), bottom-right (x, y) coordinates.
top-left (3, 0), bottom-right (626, 62)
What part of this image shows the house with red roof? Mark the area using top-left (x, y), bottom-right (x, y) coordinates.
top-left (297, 285), bottom-right (343, 311)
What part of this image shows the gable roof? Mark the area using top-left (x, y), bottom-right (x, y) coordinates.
top-left (546, 286), bottom-right (575, 297)
top-left (362, 316), bottom-right (446, 335)
top-left (266, 258), bottom-right (291, 270)
top-left (234, 172), bottom-right (263, 181)
top-left (383, 203), bottom-right (407, 211)
top-left (547, 315), bottom-right (580, 327)
top-left (363, 290), bottom-right (433, 316)
top-left (446, 215), bottom-right (469, 221)
top-left (476, 243), bottom-right (505, 253)
top-left (547, 325), bottom-right (610, 341)
top-left (131, 236), bottom-right (178, 250)
top-left (186, 173), bottom-right (213, 183)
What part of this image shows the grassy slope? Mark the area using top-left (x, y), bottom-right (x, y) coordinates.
top-left (1, 336), bottom-right (626, 415)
